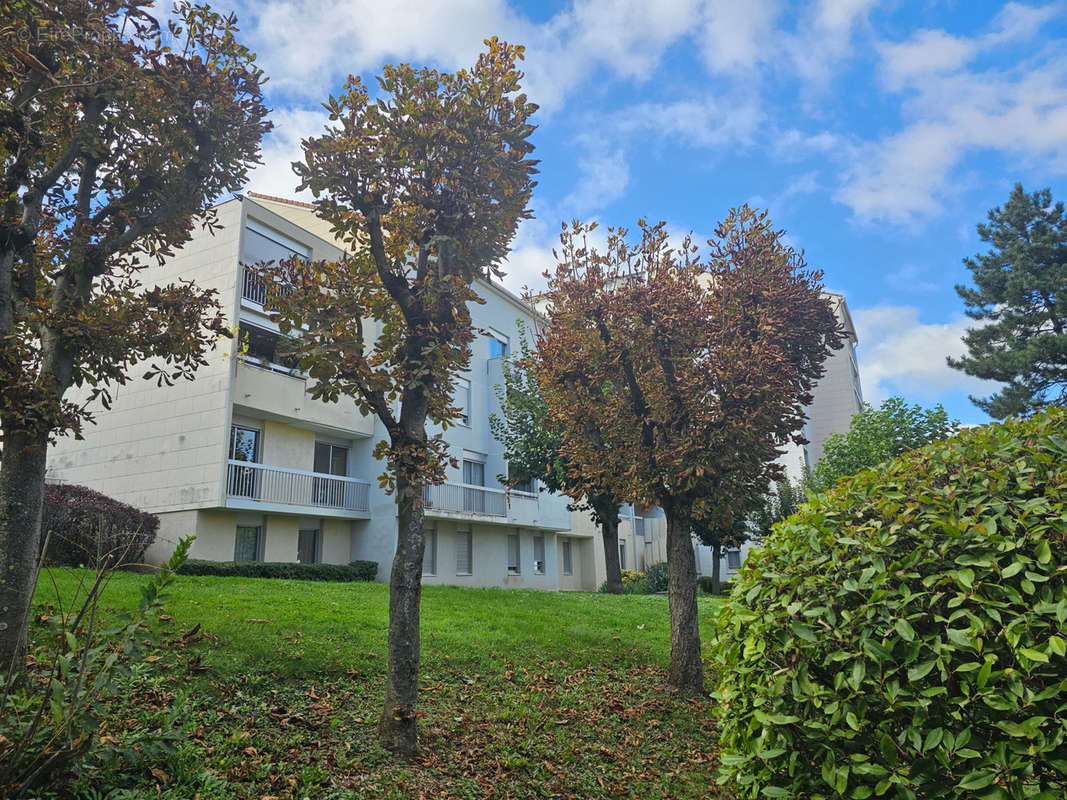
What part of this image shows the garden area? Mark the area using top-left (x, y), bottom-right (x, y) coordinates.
top-left (18, 574), bottom-right (723, 799)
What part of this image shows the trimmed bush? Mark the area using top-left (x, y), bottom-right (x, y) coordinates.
top-left (41, 483), bottom-right (158, 567)
top-left (644, 562), bottom-right (669, 593)
top-left (177, 559), bottom-right (378, 582)
top-left (698, 577), bottom-right (733, 595)
top-left (713, 410), bottom-right (1067, 799)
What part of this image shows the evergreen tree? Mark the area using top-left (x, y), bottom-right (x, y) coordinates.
top-left (949, 184), bottom-right (1067, 418)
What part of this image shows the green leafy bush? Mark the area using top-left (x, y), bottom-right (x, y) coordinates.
top-left (177, 559), bottom-right (378, 582)
top-left (1, 538), bottom-right (192, 797)
top-left (698, 577), bottom-right (733, 595)
top-left (41, 483), bottom-right (159, 568)
top-left (713, 410), bottom-right (1067, 799)
top-left (644, 562), bottom-right (669, 593)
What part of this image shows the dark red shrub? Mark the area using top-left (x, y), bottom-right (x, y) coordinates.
top-left (40, 483), bottom-right (159, 567)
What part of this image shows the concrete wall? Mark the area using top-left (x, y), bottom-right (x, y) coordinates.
top-left (260, 420), bottom-right (315, 472)
top-left (47, 199), bottom-right (244, 513)
top-left (418, 520), bottom-right (560, 590)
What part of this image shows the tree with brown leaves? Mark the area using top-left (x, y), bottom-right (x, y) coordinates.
top-left (259, 39), bottom-right (538, 757)
top-left (0, 0), bottom-right (270, 672)
top-left (536, 209), bottom-right (842, 694)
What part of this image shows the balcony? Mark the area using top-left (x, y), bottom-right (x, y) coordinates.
top-left (225, 460), bottom-right (371, 518)
top-left (422, 482), bottom-right (568, 530)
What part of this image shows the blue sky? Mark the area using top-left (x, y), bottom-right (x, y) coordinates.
top-left (223, 0), bottom-right (1067, 425)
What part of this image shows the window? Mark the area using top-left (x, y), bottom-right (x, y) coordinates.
top-left (241, 227), bottom-right (305, 305)
top-left (508, 463), bottom-right (535, 494)
top-left (456, 529), bottom-right (473, 575)
top-left (507, 533), bottom-right (520, 574)
top-left (533, 535), bottom-right (545, 575)
top-left (234, 525), bottom-right (262, 562)
top-left (238, 322), bottom-right (300, 371)
top-left (423, 524), bottom-right (437, 576)
top-left (487, 333), bottom-right (510, 359)
top-left (313, 441), bottom-right (349, 506)
top-left (298, 528), bottom-right (321, 564)
top-left (463, 459), bottom-right (485, 513)
top-left (454, 377), bottom-right (471, 425)
top-left (561, 538), bottom-right (573, 576)
top-left (228, 425), bottom-right (260, 498)
top-left (619, 541), bottom-right (627, 570)
top-left (727, 549), bottom-right (742, 570)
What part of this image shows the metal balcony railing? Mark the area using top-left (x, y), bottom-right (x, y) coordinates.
top-left (241, 267), bottom-right (292, 306)
top-left (422, 482), bottom-right (538, 519)
top-left (227, 460), bottom-right (370, 513)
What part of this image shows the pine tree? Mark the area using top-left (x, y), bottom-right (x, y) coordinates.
top-left (949, 184), bottom-right (1067, 418)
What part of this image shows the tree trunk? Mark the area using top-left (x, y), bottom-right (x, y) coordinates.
top-left (592, 496), bottom-right (622, 594)
top-left (711, 541), bottom-right (722, 596)
top-left (664, 504), bottom-right (704, 696)
top-left (0, 430), bottom-right (48, 674)
top-left (378, 472), bottom-right (426, 758)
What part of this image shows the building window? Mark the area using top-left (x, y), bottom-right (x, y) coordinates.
top-left (454, 377), bottom-right (471, 425)
top-left (727, 549), bottom-right (742, 570)
top-left (507, 533), bottom-right (520, 574)
top-left (619, 541), bottom-right (627, 570)
top-left (228, 425), bottom-right (260, 498)
top-left (423, 525), bottom-right (437, 576)
top-left (561, 538), bottom-right (573, 576)
top-left (487, 333), bottom-right (510, 359)
top-left (456, 529), bottom-right (473, 575)
top-left (462, 459), bottom-right (485, 513)
top-left (238, 322), bottom-right (300, 371)
top-left (533, 535), bottom-right (545, 575)
top-left (508, 463), bottom-right (535, 494)
top-left (298, 528), bottom-right (321, 564)
top-left (234, 525), bottom-right (262, 562)
top-left (241, 226), bottom-right (306, 305)
top-left (313, 441), bottom-right (349, 506)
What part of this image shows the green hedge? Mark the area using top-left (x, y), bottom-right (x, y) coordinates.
top-left (713, 409), bottom-right (1067, 799)
top-left (177, 559), bottom-right (378, 582)
top-left (698, 577), bottom-right (733, 595)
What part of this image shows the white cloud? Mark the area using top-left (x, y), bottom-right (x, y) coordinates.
top-left (852, 305), bottom-right (999, 406)
top-left (841, 3), bottom-right (1067, 224)
top-left (245, 107), bottom-right (332, 199)
top-left (698, 0), bottom-right (781, 74)
top-left (560, 147), bottom-right (631, 217)
top-left (878, 29), bottom-right (976, 89)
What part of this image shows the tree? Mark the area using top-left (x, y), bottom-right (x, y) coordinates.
top-left (948, 184), bottom-right (1067, 418)
top-left (810, 397), bottom-right (959, 490)
top-left (536, 209), bottom-right (842, 694)
top-left (489, 323), bottom-right (625, 593)
top-left (0, 1), bottom-right (269, 671)
top-left (259, 40), bottom-right (537, 757)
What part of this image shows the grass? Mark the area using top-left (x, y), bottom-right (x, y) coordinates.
top-left (24, 569), bottom-right (727, 799)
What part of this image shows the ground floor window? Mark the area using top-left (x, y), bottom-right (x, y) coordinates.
top-left (423, 525), bottom-right (437, 576)
top-left (234, 525), bottom-right (262, 562)
top-left (456, 528), bottom-right (473, 575)
top-left (727, 549), bottom-right (742, 570)
top-left (533, 535), bottom-right (545, 575)
top-left (619, 540), bottom-right (627, 570)
top-left (562, 538), bottom-right (573, 576)
top-left (298, 528), bottom-right (321, 564)
top-left (507, 533), bottom-right (520, 574)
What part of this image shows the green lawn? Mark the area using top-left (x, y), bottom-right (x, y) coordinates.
top-left (27, 570), bottom-right (727, 799)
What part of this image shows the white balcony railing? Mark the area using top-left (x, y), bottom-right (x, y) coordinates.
top-left (422, 482), bottom-right (539, 519)
top-left (227, 460), bottom-right (370, 513)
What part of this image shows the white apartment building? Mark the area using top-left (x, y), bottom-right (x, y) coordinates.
top-left (47, 193), bottom-right (581, 589)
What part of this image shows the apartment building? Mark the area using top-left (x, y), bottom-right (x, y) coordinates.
top-left (47, 194), bottom-right (580, 589)
top-left (568, 292), bottom-right (863, 589)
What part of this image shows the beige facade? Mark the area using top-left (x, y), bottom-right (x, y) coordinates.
top-left (48, 193), bottom-right (575, 588)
